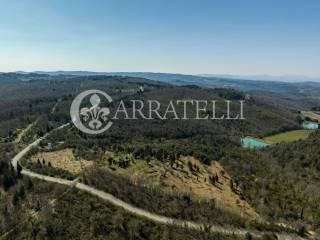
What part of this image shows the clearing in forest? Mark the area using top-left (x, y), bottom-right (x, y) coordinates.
top-left (263, 129), bottom-right (316, 144)
top-left (104, 151), bottom-right (259, 219)
top-left (31, 148), bottom-right (93, 174)
top-left (301, 111), bottom-right (320, 122)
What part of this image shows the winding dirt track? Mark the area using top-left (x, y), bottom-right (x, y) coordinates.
top-left (12, 124), bottom-right (307, 240)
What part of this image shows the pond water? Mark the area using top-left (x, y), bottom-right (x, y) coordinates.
top-left (241, 137), bottom-right (271, 149)
top-left (302, 121), bottom-right (319, 130)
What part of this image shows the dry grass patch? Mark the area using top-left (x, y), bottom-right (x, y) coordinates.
top-left (107, 152), bottom-right (259, 219)
top-left (152, 156), bottom-right (259, 219)
top-left (301, 111), bottom-right (320, 122)
top-left (31, 148), bottom-right (93, 174)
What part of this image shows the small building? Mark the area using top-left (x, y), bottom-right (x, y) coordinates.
top-left (241, 137), bottom-right (271, 149)
top-left (302, 121), bottom-right (319, 130)
top-left (47, 142), bottom-right (53, 150)
top-left (138, 86), bottom-right (144, 93)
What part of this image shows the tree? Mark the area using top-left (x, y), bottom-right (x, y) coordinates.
top-left (2, 170), bottom-right (17, 191)
top-left (19, 185), bottom-right (26, 199)
top-left (27, 178), bottom-right (33, 189)
top-left (245, 232), bottom-right (252, 240)
top-left (17, 163), bottom-right (23, 178)
top-left (12, 190), bottom-right (20, 205)
top-left (300, 207), bottom-right (304, 220)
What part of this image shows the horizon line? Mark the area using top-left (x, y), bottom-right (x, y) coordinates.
top-left (1, 70), bottom-right (320, 80)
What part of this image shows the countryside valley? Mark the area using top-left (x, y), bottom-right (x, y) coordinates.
top-left (1, 73), bottom-right (320, 239)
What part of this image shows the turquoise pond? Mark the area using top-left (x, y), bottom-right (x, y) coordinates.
top-left (303, 121), bottom-right (319, 130)
top-left (241, 137), bottom-right (271, 149)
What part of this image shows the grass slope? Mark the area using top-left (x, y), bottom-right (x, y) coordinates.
top-left (263, 129), bottom-right (316, 144)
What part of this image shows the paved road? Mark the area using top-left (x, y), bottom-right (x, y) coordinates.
top-left (11, 124), bottom-right (308, 240)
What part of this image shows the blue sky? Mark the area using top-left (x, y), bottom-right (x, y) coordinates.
top-left (0, 0), bottom-right (319, 77)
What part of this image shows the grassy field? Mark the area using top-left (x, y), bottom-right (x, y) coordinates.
top-left (263, 129), bottom-right (316, 144)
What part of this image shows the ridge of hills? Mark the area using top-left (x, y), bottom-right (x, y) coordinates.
top-left (2, 72), bottom-right (320, 96)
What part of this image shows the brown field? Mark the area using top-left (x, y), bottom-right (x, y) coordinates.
top-left (31, 148), bottom-right (93, 174)
top-left (106, 152), bottom-right (259, 219)
top-left (155, 156), bottom-right (259, 219)
top-left (301, 111), bottom-right (320, 122)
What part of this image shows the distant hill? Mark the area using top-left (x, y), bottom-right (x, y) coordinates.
top-left (199, 74), bottom-right (320, 83)
top-left (5, 71), bottom-right (320, 96)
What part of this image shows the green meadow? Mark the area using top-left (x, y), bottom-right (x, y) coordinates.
top-left (263, 129), bottom-right (316, 144)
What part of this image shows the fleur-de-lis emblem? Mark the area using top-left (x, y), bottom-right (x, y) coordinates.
top-left (71, 90), bottom-right (113, 134)
top-left (80, 94), bottom-right (110, 130)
